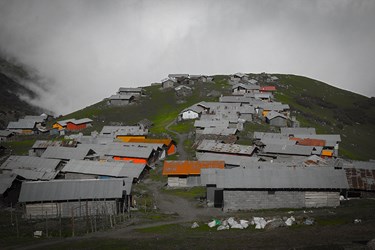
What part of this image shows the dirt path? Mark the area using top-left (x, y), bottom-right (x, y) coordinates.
top-left (165, 119), bottom-right (188, 160)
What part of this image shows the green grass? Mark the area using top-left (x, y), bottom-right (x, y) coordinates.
top-left (3, 139), bottom-right (36, 155)
top-left (168, 120), bottom-right (195, 133)
top-left (162, 187), bottom-right (206, 200)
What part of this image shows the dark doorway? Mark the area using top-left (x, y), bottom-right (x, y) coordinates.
top-left (214, 189), bottom-right (223, 208)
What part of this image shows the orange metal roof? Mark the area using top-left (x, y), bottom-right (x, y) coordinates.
top-left (290, 138), bottom-right (326, 147)
top-left (162, 161), bottom-right (225, 176)
top-left (127, 138), bottom-right (175, 146)
top-left (260, 86), bottom-right (276, 92)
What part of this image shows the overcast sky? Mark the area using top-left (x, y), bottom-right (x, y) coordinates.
top-left (0, 0), bottom-right (374, 115)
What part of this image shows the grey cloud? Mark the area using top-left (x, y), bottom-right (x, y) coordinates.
top-left (0, 0), bottom-right (374, 115)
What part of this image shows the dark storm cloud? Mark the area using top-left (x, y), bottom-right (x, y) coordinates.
top-left (0, 0), bottom-right (374, 115)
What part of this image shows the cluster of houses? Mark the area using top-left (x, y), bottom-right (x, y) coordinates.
top-left (0, 72), bottom-right (374, 218)
top-left (0, 124), bottom-right (176, 219)
top-left (108, 87), bottom-right (144, 106)
top-left (160, 72), bottom-right (375, 211)
top-left (2, 114), bottom-right (51, 136)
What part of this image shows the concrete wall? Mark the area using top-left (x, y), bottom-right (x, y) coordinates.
top-left (182, 110), bottom-right (199, 120)
top-left (110, 99), bottom-right (130, 106)
top-left (167, 176), bottom-right (201, 187)
top-left (223, 190), bottom-right (340, 211)
top-left (269, 117), bottom-right (287, 127)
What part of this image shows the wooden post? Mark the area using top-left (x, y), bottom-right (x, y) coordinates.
top-left (15, 211), bottom-right (19, 238)
top-left (45, 211), bottom-right (48, 237)
top-left (86, 200), bottom-right (89, 234)
top-left (59, 211), bottom-right (62, 238)
top-left (71, 207), bottom-right (75, 237)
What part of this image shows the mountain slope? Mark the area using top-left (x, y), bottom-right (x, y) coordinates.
top-left (0, 56), bottom-right (49, 129)
top-left (57, 74), bottom-right (375, 161)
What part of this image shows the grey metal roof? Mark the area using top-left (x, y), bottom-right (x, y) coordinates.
top-left (259, 103), bottom-right (290, 111)
top-left (201, 127), bottom-right (238, 136)
top-left (232, 83), bottom-right (260, 90)
top-left (0, 130), bottom-right (14, 137)
top-left (254, 93), bottom-right (273, 99)
top-left (109, 94), bottom-right (134, 100)
top-left (253, 132), bottom-right (288, 140)
top-left (1, 155), bottom-right (61, 171)
top-left (181, 104), bottom-right (206, 114)
top-left (293, 134), bottom-right (341, 143)
top-left (11, 168), bottom-right (59, 180)
top-left (263, 144), bottom-right (315, 156)
top-left (197, 140), bottom-right (256, 156)
top-left (72, 118), bottom-right (93, 124)
top-left (280, 127), bottom-right (316, 136)
top-left (62, 160), bottom-right (146, 179)
top-left (32, 140), bottom-right (62, 149)
top-left (0, 173), bottom-right (17, 194)
top-left (77, 144), bottom-right (153, 159)
top-left (41, 146), bottom-right (95, 160)
top-left (23, 115), bottom-right (46, 123)
top-left (266, 111), bottom-right (287, 120)
top-left (118, 87), bottom-right (142, 92)
top-left (100, 126), bottom-right (148, 136)
top-left (197, 152), bottom-right (259, 166)
top-left (201, 167), bottom-right (349, 189)
top-left (168, 74), bottom-right (189, 78)
top-left (260, 138), bottom-right (296, 146)
top-left (7, 119), bottom-right (36, 129)
top-left (194, 120), bottom-right (229, 129)
top-left (18, 178), bottom-right (132, 202)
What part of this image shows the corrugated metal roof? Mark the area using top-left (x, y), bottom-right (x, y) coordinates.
top-left (32, 140), bottom-right (62, 149)
top-left (0, 173), bottom-right (17, 194)
top-left (194, 120), bottom-right (229, 129)
top-left (197, 140), bottom-right (256, 156)
top-left (7, 119), bottom-right (37, 129)
top-left (232, 83), bottom-right (260, 90)
top-left (118, 87), bottom-right (142, 92)
top-left (201, 167), bottom-right (349, 189)
top-left (253, 132), bottom-right (288, 140)
top-left (263, 144), bottom-right (314, 156)
top-left (280, 127), bottom-right (316, 136)
top-left (11, 168), bottom-right (59, 180)
top-left (101, 126), bottom-right (148, 136)
top-left (41, 146), bottom-right (94, 160)
top-left (343, 160), bottom-right (375, 191)
top-left (163, 161), bottom-right (225, 175)
top-left (201, 127), bottom-right (238, 136)
top-left (292, 134), bottom-right (341, 145)
top-left (23, 116), bottom-right (46, 123)
top-left (77, 144), bottom-right (153, 159)
top-left (1, 155), bottom-right (61, 171)
top-left (266, 111), bottom-right (287, 120)
top-left (55, 119), bottom-right (75, 127)
top-left (197, 152), bottom-right (260, 166)
top-left (260, 138), bottom-right (296, 146)
top-left (62, 160), bottom-right (145, 179)
top-left (0, 130), bottom-right (13, 137)
top-left (292, 138), bottom-right (326, 147)
top-left (70, 118), bottom-right (93, 125)
top-left (18, 178), bottom-right (131, 202)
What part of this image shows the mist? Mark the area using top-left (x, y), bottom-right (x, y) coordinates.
top-left (0, 0), bottom-right (374, 115)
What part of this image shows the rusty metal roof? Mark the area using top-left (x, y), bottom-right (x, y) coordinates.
top-left (163, 161), bottom-right (225, 176)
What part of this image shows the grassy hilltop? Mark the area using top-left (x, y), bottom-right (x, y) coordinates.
top-left (56, 74), bottom-right (375, 161)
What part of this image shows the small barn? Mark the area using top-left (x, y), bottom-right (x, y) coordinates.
top-left (29, 140), bottom-right (62, 157)
top-left (117, 87), bottom-right (143, 96)
top-left (18, 178), bottom-right (132, 218)
top-left (108, 94), bottom-right (135, 106)
top-left (232, 83), bottom-right (260, 95)
top-left (7, 119), bottom-right (37, 135)
top-left (265, 111), bottom-right (288, 127)
top-left (0, 130), bottom-right (14, 142)
top-left (161, 78), bottom-right (176, 88)
top-left (163, 161), bottom-right (225, 187)
top-left (201, 167), bottom-right (349, 211)
top-left (66, 118), bottom-right (93, 131)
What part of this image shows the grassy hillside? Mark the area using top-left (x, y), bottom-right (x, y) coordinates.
top-left (273, 74), bottom-right (375, 160)
top-left (53, 74), bottom-right (374, 161)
